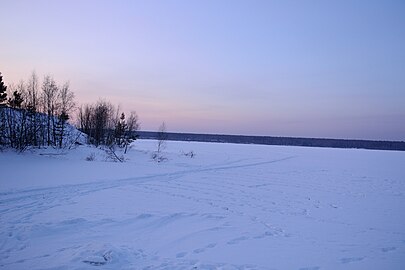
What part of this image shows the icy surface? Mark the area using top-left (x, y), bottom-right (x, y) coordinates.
top-left (1, 140), bottom-right (404, 269)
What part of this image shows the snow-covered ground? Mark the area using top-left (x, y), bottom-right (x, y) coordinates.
top-left (1, 140), bottom-right (404, 270)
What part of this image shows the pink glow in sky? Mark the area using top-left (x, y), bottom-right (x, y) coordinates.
top-left (1, 0), bottom-right (405, 140)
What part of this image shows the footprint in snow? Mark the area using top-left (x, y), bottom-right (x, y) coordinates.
top-left (193, 248), bottom-right (205, 254)
top-left (381, 247), bottom-right (396, 252)
top-left (192, 243), bottom-right (217, 254)
top-left (176, 252), bottom-right (187, 258)
top-left (253, 231), bottom-right (274, 239)
top-left (340, 257), bottom-right (364, 264)
top-left (83, 260), bottom-right (107, 266)
top-left (83, 253), bottom-right (111, 266)
top-left (227, 236), bottom-right (248, 245)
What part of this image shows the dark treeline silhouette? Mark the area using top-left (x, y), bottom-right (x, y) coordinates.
top-left (137, 131), bottom-right (405, 151)
top-left (3, 71), bottom-right (402, 152)
top-left (0, 71), bottom-right (76, 150)
top-left (78, 101), bottom-right (139, 153)
top-left (0, 72), bottom-right (140, 152)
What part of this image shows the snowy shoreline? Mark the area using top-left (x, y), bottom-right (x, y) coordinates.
top-left (1, 140), bottom-right (404, 269)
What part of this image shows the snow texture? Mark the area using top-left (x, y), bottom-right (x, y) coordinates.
top-left (1, 140), bottom-right (404, 269)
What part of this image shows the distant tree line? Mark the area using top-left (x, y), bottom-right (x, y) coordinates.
top-left (0, 71), bottom-right (140, 152)
top-left (136, 131), bottom-right (405, 151)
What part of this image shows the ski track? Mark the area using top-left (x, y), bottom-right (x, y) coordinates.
top-left (1, 143), bottom-right (405, 269)
top-left (1, 156), bottom-right (298, 269)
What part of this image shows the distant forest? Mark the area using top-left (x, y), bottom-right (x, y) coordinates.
top-left (137, 131), bottom-right (405, 151)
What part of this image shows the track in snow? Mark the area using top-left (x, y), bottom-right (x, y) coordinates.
top-left (1, 141), bottom-right (404, 269)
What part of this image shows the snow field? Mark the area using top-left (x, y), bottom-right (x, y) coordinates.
top-left (1, 140), bottom-right (404, 269)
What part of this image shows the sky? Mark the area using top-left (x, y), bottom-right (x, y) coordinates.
top-left (1, 0), bottom-right (405, 140)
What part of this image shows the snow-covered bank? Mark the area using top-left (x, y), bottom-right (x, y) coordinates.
top-left (1, 140), bottom-right (405, 269)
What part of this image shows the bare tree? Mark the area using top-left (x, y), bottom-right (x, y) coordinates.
top-left (123, 111), bottom-right (140, 153)
top-left (127, 111), bottom-right (140, 133)
top-left (85, 100), bottom-right (118, 146)
top-left (41, 75), bottom-right (58, 145)
top-left (26, 71), bottom-right (40, 146)
top-left (92, 101), bottom-right (109, 146)
top-left (55, 82), bottom-right (75, 147)
top-left (157, 122), bottom-right (167, 154)
top-left (78, 101), bottom-right (124, 148)
top-left (58, 82), bottom-right (75, 116)
top-left (26, 71), bottom-right (39, 112)
top-left (78, 103), bottom-right (93, 142)
top-left (152, 122), bottom-right (168, 162)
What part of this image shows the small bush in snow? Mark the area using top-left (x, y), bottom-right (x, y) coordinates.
top-left (86, 152), bottom-right (96, 161)
top-left (181, 150), bottom-right (195, 158)
top-left (151, 152), bottom-right (167, 163)
top-left (104, 146), bottom-right (124, 162)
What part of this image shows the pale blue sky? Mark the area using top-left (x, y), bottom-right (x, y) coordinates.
top-left (1, 0), bottom-right (405, 140)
